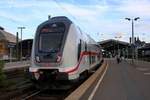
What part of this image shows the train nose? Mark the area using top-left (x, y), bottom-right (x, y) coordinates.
top-left (32, 69), bottom-right (58, 81)
top-left (32, 69), bottom-right (69, 82)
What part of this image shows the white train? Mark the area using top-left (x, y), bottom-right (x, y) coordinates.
top-left (29, 16), bottom-right (103, 88)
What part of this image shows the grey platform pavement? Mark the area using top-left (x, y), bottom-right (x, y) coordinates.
top-left (65, 60), bottom-right (108, 100)
top-left (3, 61), bottom-right (30, 71)
top-left (91, 59), bottom-right (150, 100)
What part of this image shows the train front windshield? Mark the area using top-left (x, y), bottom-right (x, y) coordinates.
top-left (36, 22), bottom-right (66, 62)
top-left (39, 32), bottom-right (63, 52)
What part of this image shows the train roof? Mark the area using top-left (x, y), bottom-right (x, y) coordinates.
top-left (36, 16), bottom-right (97, 45)
top-left (38, 16), bottom-right (72, 28)
top-left (51, 16), bottom-right (72, 22)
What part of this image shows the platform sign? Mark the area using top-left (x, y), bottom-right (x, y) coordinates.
top-left (8, 43), bottom-right (15, 48)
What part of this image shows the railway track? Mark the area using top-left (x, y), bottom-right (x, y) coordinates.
top-left (0, 78), bottom-right (82, 100)
top-left (1, 77), bottom-right (93, 100)
top-left (20, 74), bottom-right (93, 100)
top-left (21, 90), bottom-right (42, 100)
top-left (11, 89), bottom-right (42, 100)
top-left (4, 68), bottom-right (29, 79)
top-left (21, 86), bottom-right (80, 100)
top-left (1, 66), bottom-right (69, 100)
top-left (1, 62), bottom-right (102, 100)
top-left (10, 76), bottom-right (88, 100)
top-left (20, 89), bottom-right (66, 100)
top-left (0, 82), bottom-right (34, 100)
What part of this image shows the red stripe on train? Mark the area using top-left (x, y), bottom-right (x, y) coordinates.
top-left (66, 51), bottom-right (98, 73)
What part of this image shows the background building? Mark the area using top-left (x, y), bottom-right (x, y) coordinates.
top-left (0, 26), bottom-right (16, 60)
top-left (98, 39), bottom-right (130, 58)
top-left (17, 39), bottom-right (33, 60)
top-left (138, 43), bottom-right (150, 61)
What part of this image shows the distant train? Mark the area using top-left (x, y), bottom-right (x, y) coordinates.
top-left (29, 16), bottom-right (103, 89)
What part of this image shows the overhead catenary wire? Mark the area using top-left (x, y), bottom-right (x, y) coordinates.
top-left (52, 0), bottom-right (77, 21)
top-left (52, 0), bottom-right (107, 42)
top-left (52, 0), bottom-right (87, 32)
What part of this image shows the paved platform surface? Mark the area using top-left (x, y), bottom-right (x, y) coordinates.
top-left (92, 59), bottom-right (150, 100)
top-left (3, 61), bottom-right (30, 71)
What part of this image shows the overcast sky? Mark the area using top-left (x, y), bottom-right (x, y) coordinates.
top-left (0, 0), bottom-right (150, 42)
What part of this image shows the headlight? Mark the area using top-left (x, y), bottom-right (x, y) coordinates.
top-left (35, 56), bottom-right (40, 62)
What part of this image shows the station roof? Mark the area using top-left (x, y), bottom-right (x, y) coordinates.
top-left (138, 43), bottom-right (150, 50)
top-left (98, 39), bottom-right (130, 50)
top-left (17, 39), bottom-right (33, 49)
top-left (0, 28), bottom-right (16, 43)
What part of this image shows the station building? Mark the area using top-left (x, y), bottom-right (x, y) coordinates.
top-left (98, 39), bottom-right (130, 58)
top-left (0, 26), bottom-right (16, 60)
top-left (17, 39), bottom-right (33, 60)
top-left (99, 37), bottom-right (149, 61)
top-left (0, 26), bottom-right (33, 61)
top-left (138, 43), bottom-right (150, 61)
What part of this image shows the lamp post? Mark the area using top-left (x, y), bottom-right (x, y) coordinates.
top-left (125, 17), bottom-right (140, 62)
top-left (18, 27), bottom-right (25, 61)
top-left (16, 32), bottom-right (19, 60)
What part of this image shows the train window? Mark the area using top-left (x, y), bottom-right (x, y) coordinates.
top-left (78, 40), bottom-right (82, 61)
top-left (38, 23), bottom-right (65, 53)
top-left (98, 52), bottom-right (101, 60)
top-left (39, 33), bottom-right (62, 52)
top-left (85, 43), bottom-right (87, 52)
top-left (92, 56), bottom-right (96, 64)
top-left (40, 23), bottom-right (65, 33)
top-left (89, 51), bottom-right (92, 65)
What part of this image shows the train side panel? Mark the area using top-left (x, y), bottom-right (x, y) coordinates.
top-left (61, 24), bottom-right (80, 80)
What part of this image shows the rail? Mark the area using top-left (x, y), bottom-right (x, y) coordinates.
top-left (21, 90), bottom-right (42, 100)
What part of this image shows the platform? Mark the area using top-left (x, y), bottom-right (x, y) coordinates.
top-left (82, 59), bottom-right (150, 100)
top-left (3, 61), bottom-right (30, 71)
